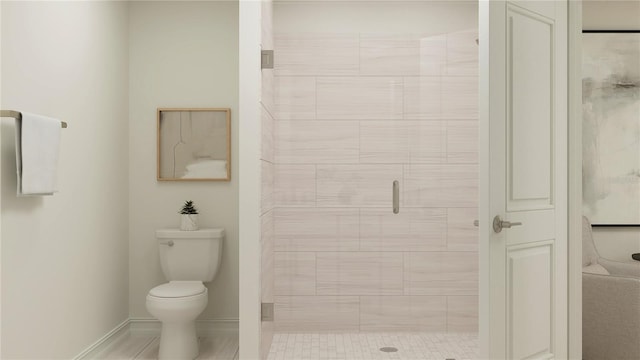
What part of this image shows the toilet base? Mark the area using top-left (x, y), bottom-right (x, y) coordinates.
top-left (146, 287), bottom-right (208, 360)
top-left (158, 321), bottom-right (199, 360)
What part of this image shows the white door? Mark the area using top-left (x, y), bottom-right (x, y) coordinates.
top-left (479, 1), bottom-right (568, 359)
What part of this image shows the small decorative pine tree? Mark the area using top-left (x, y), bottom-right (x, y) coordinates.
top-left (179, 200), bottom-right (199, 215)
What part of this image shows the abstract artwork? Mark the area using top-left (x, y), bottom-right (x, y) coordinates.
top-left (157, 108), bottom-right (231, 181)
top-left (582, 31), bottom-right (640, 225)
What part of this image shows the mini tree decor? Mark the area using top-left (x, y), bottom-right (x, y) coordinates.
top-left (179, 200), bottom-right (198, 215)
top-left (179, 200), bottom-right (199, 231)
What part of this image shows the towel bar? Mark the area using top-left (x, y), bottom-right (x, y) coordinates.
top-left (0, 110), bottom-right (68, 128)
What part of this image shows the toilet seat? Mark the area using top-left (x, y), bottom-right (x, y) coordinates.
top-left (149, 281), bottom-right (206, 298)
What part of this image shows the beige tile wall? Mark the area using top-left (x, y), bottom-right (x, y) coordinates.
top-left (271, 29), bottom-right (479, 333)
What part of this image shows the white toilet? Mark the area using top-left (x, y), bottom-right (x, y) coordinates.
top-left (146, 228), bottom-right (224, 360)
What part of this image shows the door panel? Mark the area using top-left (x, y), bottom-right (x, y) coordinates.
top-left (506, 8), bottom-right (556, 358)
top-left (510, 0), bottom-right (556, 19)
top-left (482, 1), bottom-right (567, 359)
top-left (508, 242), bottom-right (554, 360)
top-left (506, 211), bottom-right (556, 246)
top-left (507, 5), bottom-right (554, 208)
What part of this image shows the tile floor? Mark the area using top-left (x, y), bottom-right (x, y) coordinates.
top-left (267, 332), bottom-right (478, 360)
top-left (98, 331), bottom-right (476, 360)
top-left (97, 332), bottom-right (238, 360)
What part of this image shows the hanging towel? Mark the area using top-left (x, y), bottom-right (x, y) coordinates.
top-left (15, 112), bottom-right (62, 195)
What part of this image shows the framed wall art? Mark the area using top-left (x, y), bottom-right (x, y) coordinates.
top-left (157, 108), bottom-right (231, 181)
top-left (582, 30), bottom-right (640, 226)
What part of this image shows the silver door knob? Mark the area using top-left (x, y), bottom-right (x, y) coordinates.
top-left (492, 216), bottom-right (522, 233)
top-left (160, 240), bottom-right (174, 247)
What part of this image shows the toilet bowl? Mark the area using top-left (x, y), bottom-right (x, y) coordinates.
top-left (146, 281), bottom-right (208, 359)
top-left (146, 229), bottom-right (224, 360)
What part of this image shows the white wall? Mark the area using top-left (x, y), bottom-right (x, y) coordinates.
top-left (583, 0), bottom-right (640, 30)
top-left (583, 0), bottom-right (640, 262)
top-left (0, 2), bottom-right (130, 358)
top-left (128, 1), bottom-right (239, 320)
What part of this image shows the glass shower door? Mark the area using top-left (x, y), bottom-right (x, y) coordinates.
top-left (261, 1), bottom-right (480, 358)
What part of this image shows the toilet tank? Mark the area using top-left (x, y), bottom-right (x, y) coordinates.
top-left (156, 228), bottom-right (224, 282)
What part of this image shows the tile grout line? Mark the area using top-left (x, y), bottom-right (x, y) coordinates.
top-left (446, 296), bottom-right (450, 334)
top-left (358, 295), bottom-right (362, 332)
top-left (358, 120), bottom-right (362, 165)
top-left (402, 76), bottom-right (406, 121)
top-left (402, 251), bottom-right (406, 296)
top-left (358, 207), bottom-right (362, 251)
top-left (132, 337), bottom-right (157, 360)
top-left (445, 207), bottom-right (450, 251)
top-left (231, 344), bottom-right (240, 360)
top-left (314, 164), bottom-right (318, 208)
top-left (314, 75), bottom-right (318, 120)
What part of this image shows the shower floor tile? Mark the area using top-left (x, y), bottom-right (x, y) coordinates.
top-left (267, 332), bottom-right (478, 360)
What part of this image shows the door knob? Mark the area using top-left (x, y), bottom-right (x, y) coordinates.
top-left (473, 220), bottom-right (479, 227)
top-left (492, 215), bottom-right (522, 233)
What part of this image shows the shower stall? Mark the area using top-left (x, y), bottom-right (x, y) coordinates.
top-left (259, 1), bottom-right (480, 358)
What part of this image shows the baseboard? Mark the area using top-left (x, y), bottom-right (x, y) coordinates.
top-left (73, 319), bottom-right (130, 360)
top-left (129, 317), bottom-right (239, 337)
top-left (74, 318), bottom-right (239, 359)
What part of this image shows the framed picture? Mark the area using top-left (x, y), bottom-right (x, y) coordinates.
top-left (582, 30), bottom-right (640, 226)
top-left (157, 108), bottom-right (231, 181)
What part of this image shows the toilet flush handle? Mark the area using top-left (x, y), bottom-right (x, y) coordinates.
top-left (160, 240), bottom-right (174, 247)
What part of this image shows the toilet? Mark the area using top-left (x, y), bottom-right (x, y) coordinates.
top-left (146, 228), bottom-right (224, 360)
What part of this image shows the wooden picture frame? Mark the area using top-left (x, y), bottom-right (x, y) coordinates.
top-left (157, 108), bottom-right (231, 181)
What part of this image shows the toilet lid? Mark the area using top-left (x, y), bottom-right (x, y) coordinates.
top-left (149, 281), bottom-right (206, 298)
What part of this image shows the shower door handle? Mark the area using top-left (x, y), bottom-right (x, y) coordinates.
top-left (392, 180), bottom-right (399, 214)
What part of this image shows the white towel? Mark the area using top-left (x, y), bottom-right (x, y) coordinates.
top-left (15, 112), bottom-right (62, 195)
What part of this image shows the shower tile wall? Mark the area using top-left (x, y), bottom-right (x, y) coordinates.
top-left (272, 30), bottom-right (478, 333)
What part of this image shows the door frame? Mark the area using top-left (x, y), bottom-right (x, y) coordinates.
top-left (567, 1), bottom-right (583, 358)
top-left (238, 1), bottom-right (262, 359)
top-left (237, 1), bottom-right (584, 359)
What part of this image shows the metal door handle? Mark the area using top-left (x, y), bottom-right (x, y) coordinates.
top-left (160, 240), bottom-right (174, 247)
top-left (392, 180), bottom-right (399, 214)
top-left (492, 216), bottom-right (522, 233)
top-left (502, 221), bottom-right (522, 228)
top-left (473, 220), bottom-right (479, 227)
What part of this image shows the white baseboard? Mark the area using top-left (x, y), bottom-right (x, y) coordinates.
top-left (75, 318), bottom-right (239, 359)
top-left (73, 319), bottom-right (130, 360)
top-left (129, 317), bottom-right (239, 337)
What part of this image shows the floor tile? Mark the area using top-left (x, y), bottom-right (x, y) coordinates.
top-left (98, 335), bottom-right (155, 360)
top-left (98, 332), bottom-right (238, 360)
top-left (266, 332), bottom-right (478, 360)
